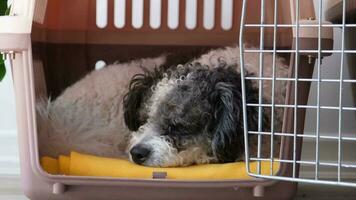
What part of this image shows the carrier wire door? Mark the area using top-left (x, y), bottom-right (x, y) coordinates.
top-left (240, 0), bottom-right (356, 187)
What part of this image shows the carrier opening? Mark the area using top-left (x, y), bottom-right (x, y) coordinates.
top-left (29, 0), bottom-right (295, 181)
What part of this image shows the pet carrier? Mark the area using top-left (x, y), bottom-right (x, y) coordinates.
top-left (0, 0), bottom-right (335, 199)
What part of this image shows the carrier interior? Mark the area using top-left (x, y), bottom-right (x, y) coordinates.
top-left (30, 0), bottom-right (303, 180)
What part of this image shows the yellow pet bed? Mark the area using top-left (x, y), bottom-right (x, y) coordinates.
top-left (41, 151), bottom-right (279, 180)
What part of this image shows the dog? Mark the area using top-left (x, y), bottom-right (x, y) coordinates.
top-left (37, 46), bottom-right (288, 167)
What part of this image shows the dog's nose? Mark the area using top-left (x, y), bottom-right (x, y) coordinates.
top-left (130, 145), bottom-right (151, 165)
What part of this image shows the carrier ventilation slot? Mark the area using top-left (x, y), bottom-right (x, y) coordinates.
top-left (203, 0), bottom-right (215, 30)
top-left (114, 0), bottom-right (126, 28)
top-left (150, 0), bottom-right (162, 29)
top-left (168, 0), bottom-right (179, 29)
top-left (185, 0), bottom-right (198, 30)
top-left (132, 0), bottom-right (144, 29)
top-left (96, 0), bottom-right (109, 29)
top-left (96, 0), bottom-right (234, 30)
top-left (221, 0), bottom-right (233, 30)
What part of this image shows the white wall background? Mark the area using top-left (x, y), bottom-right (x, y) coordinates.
top-left (0, 0), bottom-right (19, 176)
top-left (304, 0), bottom-right (356, 137)
top-left (0, 61), bottom-right (20, 175)
top-left (304, 28), bottom-right (356, 136)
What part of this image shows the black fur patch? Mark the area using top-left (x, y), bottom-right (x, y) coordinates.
top-left (206, 66), bottom-right (259, 162)
top-left (123, 67), bottom-right (163, 131)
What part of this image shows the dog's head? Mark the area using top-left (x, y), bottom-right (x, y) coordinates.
top-left (123, 63), bottom-right (258, 167)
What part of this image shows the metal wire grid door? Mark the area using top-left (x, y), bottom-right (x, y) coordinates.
top-left (240, 0), bottom-right (356, 187)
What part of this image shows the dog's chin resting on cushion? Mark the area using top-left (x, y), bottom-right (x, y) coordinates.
top-left (37, 46), bottom-right (288, 167)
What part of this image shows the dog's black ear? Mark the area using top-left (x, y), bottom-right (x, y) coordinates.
top-left (208, 81), bottom-right (244, 162)
top-left (208, 67), bottom-right (259, 162)
top-left (123, 68), bottom-right (162, 131)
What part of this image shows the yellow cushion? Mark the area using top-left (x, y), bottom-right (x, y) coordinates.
top-left (41, 156), bottom-right (59, 175)
top-left (58, 155), bottom-right (71, 175)
top-left (41, 151), bottom-right (278, 180)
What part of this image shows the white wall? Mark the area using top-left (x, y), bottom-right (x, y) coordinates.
top-left (304, 28), bottom-right (356, 136)
top-left (0, 61), bottom-right (20, 175)
top-left (304, 0), bottom-right (356, 136)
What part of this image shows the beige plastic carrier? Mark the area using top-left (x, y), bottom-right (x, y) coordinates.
top-left (0, 0), bottom-right (333, 199)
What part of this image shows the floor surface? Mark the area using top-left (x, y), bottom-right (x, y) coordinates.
top-left (295, 183), bottom-right (356, 200)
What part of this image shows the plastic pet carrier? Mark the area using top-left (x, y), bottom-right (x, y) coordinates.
top-left (0, 0), bottom-right (340, 199)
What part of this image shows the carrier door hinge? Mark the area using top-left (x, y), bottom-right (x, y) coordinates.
top-left (1, 51), bottom-right (16, 60)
